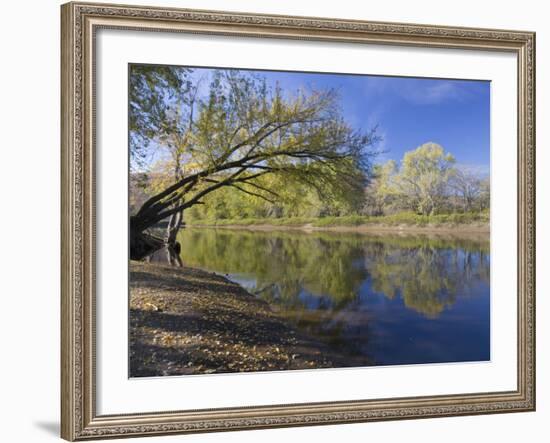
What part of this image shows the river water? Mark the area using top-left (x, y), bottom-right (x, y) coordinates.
top-left (176, 227), bottom-right (490, 367)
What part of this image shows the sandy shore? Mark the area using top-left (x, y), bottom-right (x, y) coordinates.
top-left (130, 261), bottom-right (366, 377)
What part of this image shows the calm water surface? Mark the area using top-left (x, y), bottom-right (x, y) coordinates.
top-left (177, 228), bottom-right (490, 366)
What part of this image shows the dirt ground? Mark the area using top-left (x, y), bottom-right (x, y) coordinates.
top-left (130, 261), bottom-right (342, 377)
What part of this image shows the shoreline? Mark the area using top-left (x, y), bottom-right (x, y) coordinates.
top-left (130, 261), bottom-right (369, 376)
top-left (188, 222), bottom-right (490, 236)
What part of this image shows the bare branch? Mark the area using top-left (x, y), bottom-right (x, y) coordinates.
top-left (228, 184), bottom-right (276, 203)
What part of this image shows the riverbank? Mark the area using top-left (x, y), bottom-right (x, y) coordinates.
top-left (130, 261), bottom-right (365, 376)
top-left (190, 222), bottom-right (489, 235)
top-left (187, 212), bottom-right (489, 234)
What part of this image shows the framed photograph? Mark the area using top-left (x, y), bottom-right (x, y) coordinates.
top-left (61, 1), bottom-right (536, 440)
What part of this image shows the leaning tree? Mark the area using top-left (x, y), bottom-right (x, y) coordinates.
top-left (129, 66), bottom-right (379, 259)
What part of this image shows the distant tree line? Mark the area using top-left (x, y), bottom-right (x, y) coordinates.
top-left (363, 142), bottom-right (490, 217)
top-left (171, 142), bottom-right (489, 222)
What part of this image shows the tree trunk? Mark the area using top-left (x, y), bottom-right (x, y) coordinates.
top-left (165, 209), bottom-right (183, 246)
top-left (129, 216), bottom-right (164, 260)
top-left (166, 244), bottom-right (184, 267)
top-left (130, 205), bottom-right (185, 261)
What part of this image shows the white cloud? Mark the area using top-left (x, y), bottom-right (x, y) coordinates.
top-left (363, 77), bottom-right (474, 106)
top-left (406, 82), bottom-right (461, 105)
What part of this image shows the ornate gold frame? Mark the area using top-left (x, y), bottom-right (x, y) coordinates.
top-left (61, 2), bottom-right (536, 440)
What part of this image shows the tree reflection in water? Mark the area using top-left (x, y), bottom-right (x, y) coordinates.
top-left (176, 228), bottom-right (490, 365)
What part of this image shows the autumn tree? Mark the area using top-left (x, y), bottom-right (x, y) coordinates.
top-left (363, 160), bottom-right (399, 216)
top-left (395, 142), bottom-right (456, 215)
top-left (129, 66), bottom-right (379, 259)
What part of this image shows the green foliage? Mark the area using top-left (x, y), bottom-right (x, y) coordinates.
top-left (184, 170), bottom-right (361, 222)
top-left (361, 143), bottom-right (489, 217)
top-left (363, 160), bottom-right (400, 215)
top-left (312, 215), bottom-right (366, 227)
top-left (181, 141), bottom-right (490, 225)
top-left (394, 142), bottom-right (456, 215)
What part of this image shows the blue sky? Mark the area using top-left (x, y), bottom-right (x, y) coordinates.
top-left (182, 66), bottom-right (491, 174)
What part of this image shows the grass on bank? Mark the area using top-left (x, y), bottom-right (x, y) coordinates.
top-left (187, 210), bottom-right (490, 228)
